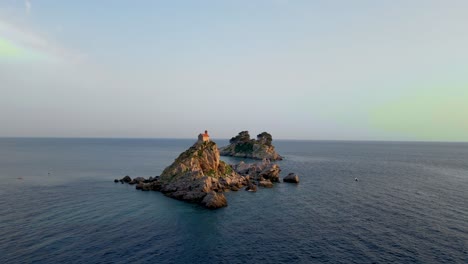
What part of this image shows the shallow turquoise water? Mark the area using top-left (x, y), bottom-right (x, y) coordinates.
top-left (1, 138), bottom-right (467, 263)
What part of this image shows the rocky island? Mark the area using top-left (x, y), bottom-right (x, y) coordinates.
top-left (115, 130), bottom-right (282, 209)
top-left (219, 131), bottom-right (283, 160)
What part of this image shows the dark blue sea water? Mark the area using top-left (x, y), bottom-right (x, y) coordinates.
top-left (1, 138), bottom-right (467, 263)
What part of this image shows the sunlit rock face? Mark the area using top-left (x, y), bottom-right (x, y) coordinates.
top-left (157, 139), bottom-right (243, 209)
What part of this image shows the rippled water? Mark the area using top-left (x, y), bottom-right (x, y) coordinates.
top-left (1, 138), bottom-right (467, 263)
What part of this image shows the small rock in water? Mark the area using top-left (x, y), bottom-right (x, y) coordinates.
top-left (201, 191), bottom-right (227, 209)
top-left (283, 173), bottom-right (299, 183)
top-left (245, 183), bottom-right (258, 192)
top-left (122, 175), bottom-right (132, 183)
top-left (132, 177), bottom-right (145, 184)
top-left (136, 183), bottom-right (149, 191)
top-left (114, 179), bottom-right (119, 183)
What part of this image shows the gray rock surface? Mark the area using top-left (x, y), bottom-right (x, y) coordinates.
top-left (122, 175), bottom-right (132, 183)
top-left (233, 159), bottom-right (281, 183)
top-left (283, 173), bottom-right (299, 183)
top-left (130, 177), bottom-right (146, 184)
top-left (201, 191), bottom-right (228, 209)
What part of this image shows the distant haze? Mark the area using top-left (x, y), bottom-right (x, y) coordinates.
top-left (1, 1), bottom-right (468, 141)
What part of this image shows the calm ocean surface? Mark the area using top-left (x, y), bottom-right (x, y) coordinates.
top-left (0, 138), bottom-right (467, 263)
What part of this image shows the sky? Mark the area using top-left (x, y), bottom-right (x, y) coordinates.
top-left (1, 1), bottom-right (468, 141)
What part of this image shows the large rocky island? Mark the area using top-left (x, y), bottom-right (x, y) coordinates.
top-left (115, 131), bottom-right (282, 209)
top-left (219, 131), bottom-right (283, 160)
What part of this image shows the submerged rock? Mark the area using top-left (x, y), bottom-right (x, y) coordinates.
top-left (219, 131), bottom-right (283, 160)
top-left (283, 173), bottom-right (299, 183)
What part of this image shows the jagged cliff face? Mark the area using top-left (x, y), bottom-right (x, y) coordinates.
top-left (157, 140), bottom-right (241, 208)
top-left (219, 131), bottom-right (283, 160)
top-left (160, 141), bottom-right (232, 183)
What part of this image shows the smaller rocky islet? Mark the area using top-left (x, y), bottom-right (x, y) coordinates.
top-left (115, 131), bottom-right (299, 209)
top-left (219, 131), bottom-right (283, 160)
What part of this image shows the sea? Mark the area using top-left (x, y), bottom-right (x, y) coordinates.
top-left (0, 138), bottom-right (467, 263)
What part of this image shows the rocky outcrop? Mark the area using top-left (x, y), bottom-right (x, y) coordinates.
top-left (128, 177), bottom-right (145, 185)
top-left (283, 173), bottom-right (299, 183)
top-left (156, 140), bottom-right (250, 208)
top-left (122, 175), bottom-right (132, 183)
top-left (201, 191), bottom-right (227, 209)
top-left (232, 159), bottom-right (281, 183)
top-left (219, 131), bottom-right (283, 160)
top-left (114, 175), bottom-right (132, 184)
top-left (232, 159), bottom-right (281, 190)
top-left (117, 140), bottom-right (250, 209)
top-left (116, 175), bottom-right (160, 185)
top-left (115, 135), bottom-right (284, 209)
top-left (159, 140), bottom-right (231, 182)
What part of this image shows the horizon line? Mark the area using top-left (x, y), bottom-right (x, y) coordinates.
top-left (1, 136), bottom-right (467, 144)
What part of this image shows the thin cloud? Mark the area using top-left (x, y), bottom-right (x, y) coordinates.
top-left (0, 19), bottom-right (87, 63)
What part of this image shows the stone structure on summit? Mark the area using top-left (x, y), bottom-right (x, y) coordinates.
top-left (198, 130), bottom-right (210, 143)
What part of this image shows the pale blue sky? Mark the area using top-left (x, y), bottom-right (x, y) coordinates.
top-left (1, 1), bottom-right (468, 140)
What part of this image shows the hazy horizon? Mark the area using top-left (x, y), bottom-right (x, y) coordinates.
top-left (1, 1), bottom-right (468, 141)
top-left (3, 135), bottom-right (468, 144)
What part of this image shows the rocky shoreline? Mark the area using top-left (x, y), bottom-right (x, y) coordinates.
top-left (115, 158), bottom-right (283, 209)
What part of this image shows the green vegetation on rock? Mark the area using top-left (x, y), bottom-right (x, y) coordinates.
top-left (220, 131), bottom-right (283, 160)
top-left (257, 132), bottom-right (273, 146)
top-left (234, 141), bottom-right (254, 153)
